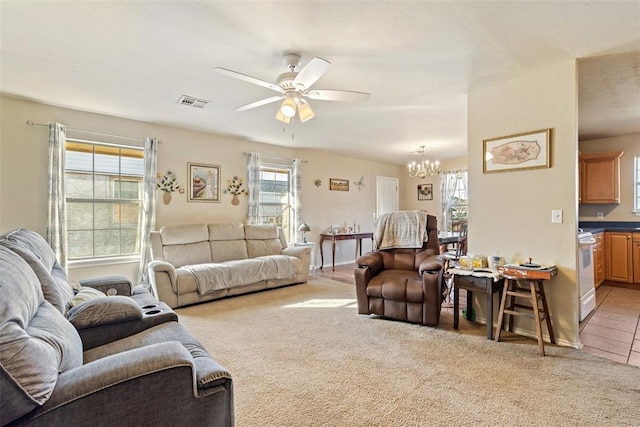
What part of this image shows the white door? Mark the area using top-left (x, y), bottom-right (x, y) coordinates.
top-left (376, 176), bottom-right (399, 219)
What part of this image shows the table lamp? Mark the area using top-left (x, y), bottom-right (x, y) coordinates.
top-left (298, 223), bottom-right (311, 243)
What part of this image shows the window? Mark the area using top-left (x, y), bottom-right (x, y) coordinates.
top-left (258, 167), bottom-right (292, 241)
top-left (635, 156), bottom-right (640, 214)
top-left (65, 140), bottom-right (144, 260)
top-left (441, 170), bottom-right (468, 232)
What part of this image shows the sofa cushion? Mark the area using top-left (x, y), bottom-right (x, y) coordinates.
top-left (67, 296), bottom-right (142, 329)
top-left (0, 246), bottom-right (83, 423)
top-left (245, 225), bottom-right (283, 258)
top-left (163, 241), bottom-right (212, 269)
top-left (159, 224), bottom-right (209, 245)
top-left (244, 224), bottom-right (278, 240)
top-left (208, 223), bottom-right (248, 262)
top-left (208, 223), bottom-right (245, 241)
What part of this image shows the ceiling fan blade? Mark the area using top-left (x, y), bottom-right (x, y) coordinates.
top-left (215, 67), bottom-right (283, 93)
top-left (293, 57), bottom-right (330, 90)
top-left (305, 89), bottom-right (371, 102)
top-left (234, 95), bottom-right (283, 112)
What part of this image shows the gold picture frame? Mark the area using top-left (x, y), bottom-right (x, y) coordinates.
top-left (329, 178), bottom-right (349, 191)
top-left (483, 128), bottom-right (552, 173)
top-left (187, 162), bottom-right (220, 202)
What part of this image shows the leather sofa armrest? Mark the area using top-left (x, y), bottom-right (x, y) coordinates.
top-left (79, 275), bottom-right (133, 296)
top-left (356, 252), bottom-right (383, 275)
top-left (418, 255), bottom-right (444, 275)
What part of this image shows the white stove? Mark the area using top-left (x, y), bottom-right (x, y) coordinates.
top-left (578, 229), bottom-right (596, 322)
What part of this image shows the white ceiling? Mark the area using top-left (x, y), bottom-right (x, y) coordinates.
top-left (1, 1), bottom-right (639, 165)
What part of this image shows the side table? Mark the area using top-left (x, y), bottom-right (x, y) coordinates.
top-left (453, 273), bottom-right (504, 340)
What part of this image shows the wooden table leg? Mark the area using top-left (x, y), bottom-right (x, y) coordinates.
top-left (538, 281), bottom-right (555, 344)
top-left (486, 286), bottom-right (494, 340)
top-left (332, 240), bottom-right (336, 271)
top-left (529, 280), bottom-right (545, 356)
top-left (319, 239), bottom-right (325, 269)
top-left (453, 278), bottom-right (460, 329)
top-left (495, 279), bottom-right (510, 342)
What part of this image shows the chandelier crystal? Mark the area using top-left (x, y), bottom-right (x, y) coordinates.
top-left (407, 145), bottom-right (440, 178)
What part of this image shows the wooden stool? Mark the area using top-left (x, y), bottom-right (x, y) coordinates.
top-left (495, 274), bottom-right (555, 356)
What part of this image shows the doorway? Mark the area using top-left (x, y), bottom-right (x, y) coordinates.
top-left (376, 176), bottom-right (399, 219)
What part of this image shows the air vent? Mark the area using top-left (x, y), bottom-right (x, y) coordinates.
top-left (177, 95), bottom-right (209, 109)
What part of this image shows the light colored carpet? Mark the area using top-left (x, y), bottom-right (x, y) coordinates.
top-left (177, 278), bottom-right (640, 426)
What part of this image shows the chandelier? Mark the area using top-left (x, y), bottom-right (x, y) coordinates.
top-left (407, 145), bottom-right (440, 178)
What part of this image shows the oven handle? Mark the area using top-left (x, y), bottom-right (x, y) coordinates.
top-left (579, 238), bottom-right (596, 245)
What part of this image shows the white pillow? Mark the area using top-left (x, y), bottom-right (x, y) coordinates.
top-left (68, 286), bottom-right (106, 308)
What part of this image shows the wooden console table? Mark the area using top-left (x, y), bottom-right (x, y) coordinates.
top-left (319, 232), bottom-right (374, 271)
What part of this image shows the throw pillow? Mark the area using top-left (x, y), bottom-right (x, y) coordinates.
top-left (68, 286), bottom-right (106, 308)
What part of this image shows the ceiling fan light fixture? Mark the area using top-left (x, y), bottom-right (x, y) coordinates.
top-left (280, 96), bottom-right (297, 117)
top-left (275, 109), bottom-right (291, 123)
top-left (298, 100), bottom-right (315, 122)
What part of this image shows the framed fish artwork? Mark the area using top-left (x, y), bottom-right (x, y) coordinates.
top-left (483, 128), bottom-right (552, 173)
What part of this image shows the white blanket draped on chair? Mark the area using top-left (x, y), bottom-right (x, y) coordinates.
top-left (373, 210), bottom-right (428, 250)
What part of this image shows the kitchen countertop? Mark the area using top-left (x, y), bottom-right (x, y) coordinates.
top-left (579, 221), bottom-right (640, 234)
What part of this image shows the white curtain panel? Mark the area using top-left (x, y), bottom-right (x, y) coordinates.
top-left (46, 123), bottom-right (67, 269)
top-left (138, 138), bottom-right (158, 287)
top-left (291, 158), bottom-right (302, 241)
top-left (246, 152), bottom-right (261, 224)
top-left (440, 169), bottom-right (466, 231)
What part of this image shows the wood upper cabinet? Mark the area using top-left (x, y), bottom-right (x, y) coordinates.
top-left (605, 232), bottom-right (633, 283)
top-left (579, 151), bottom-right (624, 204)
top-left (634, 233), bottom-right (640, 284)
top-left (593, 232), bottom-right (605, 287)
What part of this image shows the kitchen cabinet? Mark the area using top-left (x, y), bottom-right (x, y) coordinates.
top-left (579, 151), bottom-right (623, 204)
top-left (634, 234), bottom-right (640, 284)
top-left (593, 232), bottom-right (605, 287)
top-left (605, 232), bottom-right (633, 283)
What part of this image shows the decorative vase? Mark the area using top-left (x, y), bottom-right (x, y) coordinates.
top-left (231, 194), bottom-right (240, 206)
top-left (163, 192), bottom-right (172, 205)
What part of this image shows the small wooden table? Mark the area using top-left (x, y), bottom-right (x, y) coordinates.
top-left (319, 232), bottom-right (374, 271)
top-left (453, 273), bottom-right (504, 340)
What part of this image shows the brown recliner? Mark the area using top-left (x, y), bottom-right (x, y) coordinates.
top-left (354, 214), bottom-right (444, 326)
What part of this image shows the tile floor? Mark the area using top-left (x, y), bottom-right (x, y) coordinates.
top-left (579, 284), bottom-right (640, 367)
top-left (319, 264), bottom-right (640, 367)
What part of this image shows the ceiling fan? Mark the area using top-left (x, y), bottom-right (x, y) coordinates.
top-left (215, 51), bottom-right (370, 123)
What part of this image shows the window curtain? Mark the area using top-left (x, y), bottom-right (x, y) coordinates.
top-left (137, 137), bottom-right (158, 287)
top-left (291, 158), bottom-right (302, 240)
top-left (47, 123), bottom-right (68, 269)
top-left (246, 152), bottom-right (261, 224)
top-left (440, 169), bottom-right (467, 231)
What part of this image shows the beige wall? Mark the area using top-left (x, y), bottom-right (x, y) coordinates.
top-left (579, 134), bottom-right (640, 221)
top-left (468, 60), bottom-right (580, 347)
top-left (0, 95), bottom-right (403, 280)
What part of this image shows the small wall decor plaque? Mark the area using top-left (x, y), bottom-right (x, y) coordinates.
top-left (329, 178), bottom-right (349, 191)
top-left (418, 183), bottom-right (433, 201)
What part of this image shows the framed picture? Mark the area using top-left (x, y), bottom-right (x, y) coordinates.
top-left (329, 178), bottom-right (349, 191)
top-left (483, 128), bottom-right (552, 173)
top-left (187, 162), bottom-right (220, 202)
top-left (417, 184), bottom-right (433, 201)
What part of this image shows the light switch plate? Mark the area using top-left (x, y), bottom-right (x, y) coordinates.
top-left (551, 209), bottom-right (563, 224)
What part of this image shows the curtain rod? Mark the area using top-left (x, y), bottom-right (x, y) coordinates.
top-left (25, 120), bottom-right (160, 144)
top-left (242, 151), bottom-right (307, 163)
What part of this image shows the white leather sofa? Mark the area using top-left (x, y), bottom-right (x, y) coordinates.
top-left (149, 223), bottom-right (311, 308)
